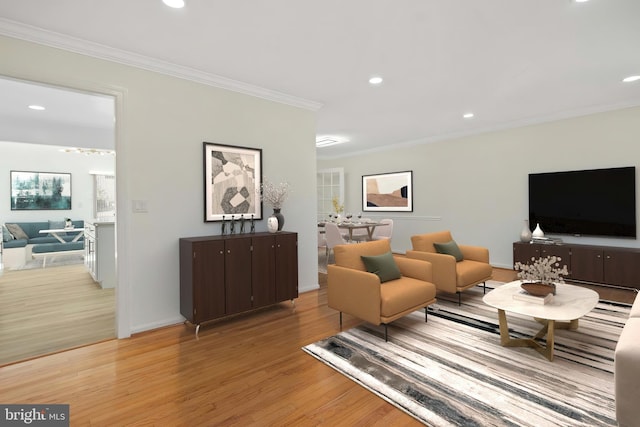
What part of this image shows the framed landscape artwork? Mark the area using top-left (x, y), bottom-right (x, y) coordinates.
top-left (203, 142), bottom-right (263, 222)
top-left (362, 170), bottom-right (413, 212)
top-left (10, 170), bottom-right (72, 210)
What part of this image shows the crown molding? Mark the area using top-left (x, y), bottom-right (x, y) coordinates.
top-left (0, 18), bottom-right (323, 111)
top-left (317, 101), bottom-right (640, 160)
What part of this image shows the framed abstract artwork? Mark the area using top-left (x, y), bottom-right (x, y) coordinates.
top-left (10, 170), bottom-right (72, 210)
top-left (203, 142), bottom-right (263, 222)
top-left (362, 170), bottom-right (413, 212)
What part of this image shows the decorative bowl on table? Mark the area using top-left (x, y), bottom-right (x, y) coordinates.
top-left (520, 282), bottom-right (556, 296)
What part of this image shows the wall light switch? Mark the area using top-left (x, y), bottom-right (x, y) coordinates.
top-left (132, 200), bottom-right (148, 213)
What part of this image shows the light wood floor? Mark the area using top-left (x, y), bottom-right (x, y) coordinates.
top-left (1, 268), bottom-right (635, 426)
top-left (0, 263), bottom-right (115, 365)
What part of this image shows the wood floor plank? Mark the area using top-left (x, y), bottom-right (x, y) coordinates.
top-left (0, 263), bottom-right (115, 365)
top-left (0, 268), bottom-right (633, 425)
top-left (0, 279), bottom-right (422, 426)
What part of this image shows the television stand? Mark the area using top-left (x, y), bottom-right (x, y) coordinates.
top-left (513, 241), bottom-right (640, 289)
top-left (531, 236), bottom-right (563, 245)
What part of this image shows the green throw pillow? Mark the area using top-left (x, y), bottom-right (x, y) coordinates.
top-left (361, 251), bottom-right (401, 283)
top-left (434, 240), bottom-right (464, 262)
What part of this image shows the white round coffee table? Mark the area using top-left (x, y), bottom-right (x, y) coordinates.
top-left (482, 281), bottom-right (599, 361)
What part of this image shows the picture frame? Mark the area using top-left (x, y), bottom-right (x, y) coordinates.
top-left (10, 170), bottom-right (72, 210)
top-left (203, 142), bottom-right (263, 222)
top-left (362, 171), bottom-right (413, 212)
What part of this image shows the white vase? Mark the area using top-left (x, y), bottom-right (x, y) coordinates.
top-left (532, 223), bottom-right (544, 238)
top-left (267, 216), bottom-right (279, 233)
top-left (520, 220), bottom-right (532, 242)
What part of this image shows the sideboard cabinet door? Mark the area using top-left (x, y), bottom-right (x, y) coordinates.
top-left (275, 233), bottom-right (298, 302)
top-left (513, 242), bottom-right (570, 275)
top-left (570, 246), bottom-right (604, 283)
top-left (251, 235), bottom-right (277, 308)
top-left (539, 245), bottom-right (571, 274)
top-left (603, 249), bottom-right (640, 287)
top-left (512, 242), bottom-right (540, 268)
top-left (224, 237), bottom-right (253, 314)
top-left (180, 240), bottom-right (225, 324)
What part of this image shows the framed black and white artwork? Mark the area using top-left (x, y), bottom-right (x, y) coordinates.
top-left (203, 142), bottom-right (263, 222)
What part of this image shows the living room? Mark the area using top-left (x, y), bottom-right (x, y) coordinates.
top-left (0, 138), bottom-right (117, 362)
top-left (317, 105), bottom-right (640, 264)
top-left (1, 1), bottom-right (640, 425)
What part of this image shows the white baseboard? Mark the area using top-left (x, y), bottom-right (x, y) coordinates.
top-left (300, 282), bottom-right (320, 293)
top-left (130, 315), bottom-right (185, 335)
top-left (491, 262), bottom-right (513, 270)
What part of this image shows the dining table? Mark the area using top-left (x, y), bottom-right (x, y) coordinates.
top-left (38, 228), bottom-right (84, 243)
top-left (318, 221), bottom-right (388, 241)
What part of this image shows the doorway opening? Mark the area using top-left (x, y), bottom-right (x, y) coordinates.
top-left (0, 76), bottom-right (117, 365)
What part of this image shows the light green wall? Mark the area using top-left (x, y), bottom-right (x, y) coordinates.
top-left (0, 35), bottom-right (319, 335)
top-left (319, 106), bottom-right (640, 268)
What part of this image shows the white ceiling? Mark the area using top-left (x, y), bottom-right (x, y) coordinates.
top-left (0, 0), bottom-right (639, 158)
top-left (0, 77), bottom-right (115, 149)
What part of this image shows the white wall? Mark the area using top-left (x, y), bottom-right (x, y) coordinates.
top-left (0, 141), bottom-right (115, 222)
top-left (0, 35), bottom-right (319, 336)
top-left (318, 106), bottom-right (640, 268)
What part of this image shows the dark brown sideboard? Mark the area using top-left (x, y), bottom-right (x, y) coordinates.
top-left (180, 232), bottom-right (298, 334)
top-left (513, 241), bottom-right (640, 289)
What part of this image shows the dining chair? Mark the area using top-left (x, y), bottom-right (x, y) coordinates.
top-left (318, 229), bottom-right (328, 256)
top-left (324, 222), bottom-right (348, 261)
top-left (372, 219), bottom-right (393, 241)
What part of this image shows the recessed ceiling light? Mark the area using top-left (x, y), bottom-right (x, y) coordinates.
top-left (28, 105), bottom-right (45, 111)
top-left (622, 75), bottom-right (640, 83)
top-left (163, 0), bottom-right (185, 8)
top-left (463, 112), bottom-right (474, 119)
top-left (574, 0), bottom-right (589, 3)
top-left (316, 136), bottom-right (348, 148)
top-left (369, 76), bottom-right (383, 85)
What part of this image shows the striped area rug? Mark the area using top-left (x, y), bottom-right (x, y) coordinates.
top-left (303, 281), bottom-right (629, 426)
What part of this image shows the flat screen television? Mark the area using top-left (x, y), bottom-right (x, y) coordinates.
top-left (528, 166), bottom-right (636, 238)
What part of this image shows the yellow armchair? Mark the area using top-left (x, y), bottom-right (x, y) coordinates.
top-left (406, 230), bottom-right (492, 305)
top-left (327, 239), bottom-right (437, 341)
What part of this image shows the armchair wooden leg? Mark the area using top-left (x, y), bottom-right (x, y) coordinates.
top-left (425, 307), bottom-right (428, 322)
top-left (339, 312), bottom-right (343, 330)
top-left (457, 292), bottom-right (461, 306)
top-left (483, 281), bottom-right (486, 294)
top-left (384, 324), bottom-right (388, 342)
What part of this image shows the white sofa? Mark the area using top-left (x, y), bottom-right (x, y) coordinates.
top-left (615, 291), bottom-right (640, 427)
